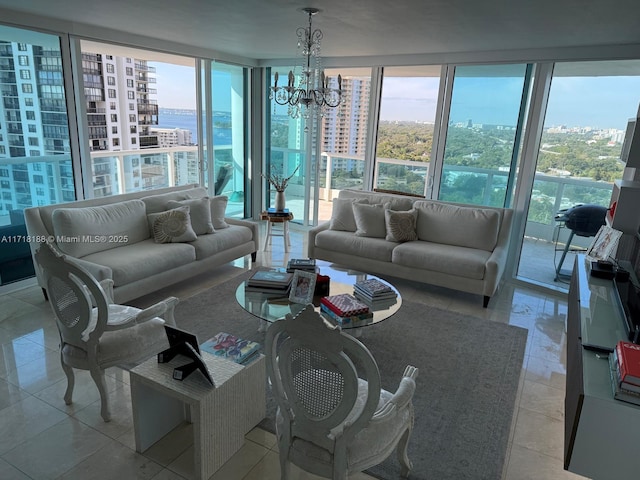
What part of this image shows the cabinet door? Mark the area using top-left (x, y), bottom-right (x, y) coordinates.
top-left (564, 259), bottom-right (585, 470)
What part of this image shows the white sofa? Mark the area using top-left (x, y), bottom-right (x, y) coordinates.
top-left (25, 184), bottom-right (259, 303)
top-left (307, 189), bottom-right (513, 307)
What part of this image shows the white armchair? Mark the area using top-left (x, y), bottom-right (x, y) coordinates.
top-left (265, 304), bottom-right (418, 479)
top-left (35, 241), bottom-right (178, 422)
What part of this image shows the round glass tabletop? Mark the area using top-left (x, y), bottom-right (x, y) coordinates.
top-left (235, 262), bottom-right (402, 329)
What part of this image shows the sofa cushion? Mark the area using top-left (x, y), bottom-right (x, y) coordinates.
top-left (315, 230), bottom-right (396, 262)
top-left (147, 206), bottom-right (198, 243)
top-left (353, 203), bottom-right (387, 238)
top-left (167, 197), bottom-right (215, 235)
top-left (189, 224), bottom-right (254, 260)
top-left (385, 208), bottom-right (418, 242)
top-left (81, 239), bottom-right (196, 286)
top-left (209, 196), bottom-right (230, 230)
top-left (330, 197), bottom-right (367, 232)
top-left (338, 190), bottom-right (414, 211)
top-left (414, 201), bottom-right (501, 251)
top-left (141, 186), bottom-right (208, 214)
top-left (52, 199), bottom-right (149, 258)
top-left (392, 241), bottom-right (490, 280)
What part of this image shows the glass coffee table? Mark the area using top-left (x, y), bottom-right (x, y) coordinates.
top-left (235, 262), bottom-right (402, 332)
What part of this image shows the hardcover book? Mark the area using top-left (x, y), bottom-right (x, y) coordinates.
top-left (609, 352), bottom-right (640, 405)
top-left (200, 332), bottom-right (260, 365)
top-left (247, 269), bottom-right (293, 288)
top-left (353, 285), bottom-right (397, 301)
top-left (320, 293), bottom-right (370, 317)
top-left (615, 340), bottom-right (640, 386)
top-left (354, 278), bottom-right (393, 296)
top-left (320, 303), bottom-right (373, 324)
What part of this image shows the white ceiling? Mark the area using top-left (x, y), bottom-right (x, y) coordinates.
top-left (1, 0), bottom-right (640, 62)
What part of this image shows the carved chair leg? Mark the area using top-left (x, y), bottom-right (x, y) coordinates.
top-left (61, 355), bottom-right (74, 406)
top-left (279, 454), bottom-right (291, 480)
top-left (90, 367), bottom-right (111, 422)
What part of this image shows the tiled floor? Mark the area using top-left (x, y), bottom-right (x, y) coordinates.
top-left (0, 223), bottom-right (586, 480)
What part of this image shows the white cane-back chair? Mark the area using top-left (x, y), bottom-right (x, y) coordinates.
top-left (35, 241), bottom-right (178, 422)
top-left (265, 304), bottom-right (418, 479)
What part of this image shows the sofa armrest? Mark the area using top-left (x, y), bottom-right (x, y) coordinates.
top-left (483, 209), bottom-right (513, 296)
top-left (306, 221), bottom-right (330, 258)
top-left (226, 218), bottom-right (260, 251)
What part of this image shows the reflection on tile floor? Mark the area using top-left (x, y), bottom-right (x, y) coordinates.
top-left (0, 224), bottom-right (585, 479)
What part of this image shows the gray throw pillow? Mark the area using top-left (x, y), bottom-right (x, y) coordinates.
top-left (353, 202), bottom-right (387, 238)
top-left (330, 198), bottom-right (367, 231)
top-left (385, 208), bottom-right (418, 242)
top-left (147, 206), bottom-right (197, 243)
top-left (167, 197), bottom-right (214, 235)
top-left (210, 196), bottom-right (230, 229)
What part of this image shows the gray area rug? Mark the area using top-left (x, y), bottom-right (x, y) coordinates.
top-left (174, 270), bottom-right (527, 480)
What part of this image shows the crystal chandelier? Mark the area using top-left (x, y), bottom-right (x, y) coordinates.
top-left (269, 8), bottom-right (344, 121)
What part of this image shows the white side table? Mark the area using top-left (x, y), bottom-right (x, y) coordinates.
top-left (261, 211), bottom-right (293, 252)
top-left (130, 352), bottom-right (266, 480)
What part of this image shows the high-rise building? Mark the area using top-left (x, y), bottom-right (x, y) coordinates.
top-left (0, 40), bottom-right (75, 215)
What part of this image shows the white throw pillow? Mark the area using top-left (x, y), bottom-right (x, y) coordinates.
top-left (210, 196), bottom-right (230, 229)
top-left (353, 202), bottom-right (387, 238)
top-left (147, 206), bottom-right (198, 243)
top-left (167, 197), bottom-right (214, 235)
top-left (385, 208), bottom-right (418, 242)
top-left (330, 198), bottom-right (367, 232)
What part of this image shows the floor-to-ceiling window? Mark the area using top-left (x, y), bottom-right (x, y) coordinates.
top-left (517, 60), bottom-right (640, 287)
top-left (0, 25), bottom-right (74, 285)
top-left (315, 68), bottom-right (372, 223)
top-left (207, 62), bottom-right (247, 218)
top-left (266, 66), bottom-right (307, 223)
top-left (375, 65), bottom-right (442, 196)
top-left (437, 64), bottom-right (531, 207)
top-left (79, 40), bottom-right (200, 198)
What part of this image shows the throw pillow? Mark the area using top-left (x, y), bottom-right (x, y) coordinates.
top-left (167, 197), bottom-right (214, 235)
top-left (353, 202), bottom-right (387, 238)
top-left (147, 206), bottom-right (197, 243)
top-left (210, 196), bottom-right (230, 229)
top-left (385, 208), bottom-right (418, 242)
top-left (330, 198), bottom-right (367, 232)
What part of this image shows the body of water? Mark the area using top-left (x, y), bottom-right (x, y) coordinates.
top-left (157, 110), bottom-right (232, 145)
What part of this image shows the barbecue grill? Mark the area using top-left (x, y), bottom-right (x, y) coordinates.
top-left (554, 204), bottom-right (608, 279)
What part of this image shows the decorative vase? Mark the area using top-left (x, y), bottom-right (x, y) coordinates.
top-left (275, 191), bottom-right (286, 211)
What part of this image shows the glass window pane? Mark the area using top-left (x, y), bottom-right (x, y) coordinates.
top-left (81, 40), bottom-right (198, 197)
top-left (0, 25), bottom-right (74, 284)
top-left (376, 65), bottom-right (441, 196)
top-left (518, 60), bottom-right (640, 286)
top-left (211, 62), bottom-right (246, 218)
top-left (439, 64), bottom-right (528, 206)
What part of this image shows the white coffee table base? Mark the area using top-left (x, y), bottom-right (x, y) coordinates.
top-left (130, 353), bottom-right (266, 480)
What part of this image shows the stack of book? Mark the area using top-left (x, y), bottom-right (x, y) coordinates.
top-left (353, 278), bottom-right (398, 308)
top-left (201, 332), bottom-right (260, 365)
top-left (245, 268), bottom-right (293, 295)
top-left (267, 207), bottom-right (290, 217)
top-left (286, 258), bottom-right (317, 273)
top-left (609, 340), bottom-right (640, 405)
top-left (320, 293), bottom-right (373, 324)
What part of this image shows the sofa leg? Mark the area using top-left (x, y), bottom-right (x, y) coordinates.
top-left (251, 251), bottom-right (257, 262)
top-left (42, 287), bottom-right (49, 302)
top-left (483, 295), bottom-right (490, 308)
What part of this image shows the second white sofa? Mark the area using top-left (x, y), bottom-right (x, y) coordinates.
top-left (307, 189), bottom-right (513, 307)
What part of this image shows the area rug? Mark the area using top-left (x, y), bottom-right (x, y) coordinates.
top-left (174, 270), bottom-right (527, 480)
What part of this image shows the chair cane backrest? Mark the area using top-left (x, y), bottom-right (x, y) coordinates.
top-left (265, 305), bottom-right (382, 449)
top-left (35, 242), bottom-right (109, 348)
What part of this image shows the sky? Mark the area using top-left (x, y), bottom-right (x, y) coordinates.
top-left (151, 63), bottom-right (640, 131)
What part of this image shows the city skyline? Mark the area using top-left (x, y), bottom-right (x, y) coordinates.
top-left (153, 63), bottom-right (640, 130)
